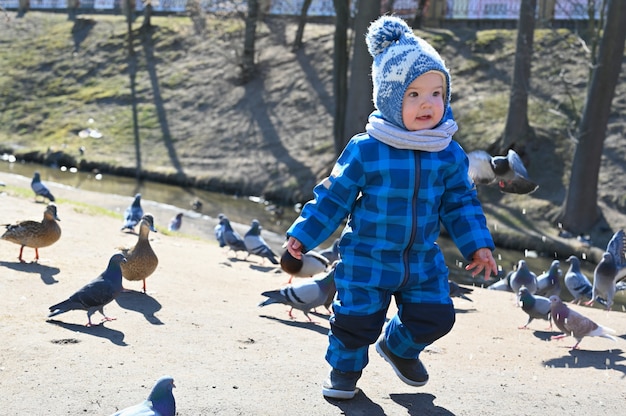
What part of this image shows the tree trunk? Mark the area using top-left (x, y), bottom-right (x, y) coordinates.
top-left (332, 0), bottom-right (349, 157)
top-left (341, 0), bottom-right (381, 151)
top-left (498, 0), bottom-right (536, 154)
top-left (242, 0), bottom-right (260, 83)
top-left (558, 0), bottom-right (626, 233)
top-left (412, 0), bottom-right (429, 29)
top-left (292, 0), bottom-right (312, 51)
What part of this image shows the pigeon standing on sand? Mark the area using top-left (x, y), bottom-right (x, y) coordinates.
top-left (259, 267), bottom-right (336, 321)
top-left (280, 249), bottom-right (330, 283)
top-left (535, 259), bottom-right (562, 298)
top-left (1, 203), bottom-right (62, 263)
top-left (549, 295), bottom-right (616, 350)
top-left (110, 375), bottom-right (176, 416)
top-left (48, 253), bottom-right (126, 326)
top-left (31, 171), bottom-right (55, 202)
top-left (121, 193), bottom-right (144, 232)
top-left (563, 255), bottom-right (593, 304)
top-left (449, 280), bottom-right (473, 301)
top-left (467, 149), bottom-right (538, 194)
top-left (518, 286), bottom-right (552, 329)
top-left (244, 219), bottom-right (279, 265)
top-left (168, 213), bottom-right (183, 232)
top-left (509, 259), bottom-right (538, 301)
top-left (214, 213), bottom-right (226, 248)
top-left (220, 216), bottom-right (247, 257)
top-left (586, 229), bottom-right (626, 310)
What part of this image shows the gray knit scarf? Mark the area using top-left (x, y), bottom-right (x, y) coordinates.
top-left (365, 113), bottom-right (457, 152)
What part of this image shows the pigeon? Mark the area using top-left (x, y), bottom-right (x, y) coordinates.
top-left (167, 213), bottom-right (183, 232)
top-left (48, 253), bottom-right (126, 326)
top-left (280, 249), bottom-right (330, 283)
top-left (549, 295), bottom-right (617, 350)
top-left (535, 259), bottom-right (562, 298)
top-left (318, 238), bottom-right (341, 263)
top-left (244, 219), bottom-right (279, 265)
top-left (110, 375), bottom-right (176, 416)
top-left (487, 272), bottom-right (513, 292)
top-left (118, 214), bottom-right (159, 293)
top-left (509, 259), bottom-right (538, 301)
top-left (31, 171), bottom-right (55, 202)
top-left (563, 255), bottom-right (593, 304)
top-left (220, 216), bottom-right (247, 256)
top-left (259, 266), bottom-right (336, 321)
top-left (586, 229), bottom-right (626, 310)
top-left (121, 193), bottom-right (144, 232)
top-left (449, 280), bottom-right (473, 301)
top-left (1, 203), bottom-right (62, 263)
top-left (518, 286), bottom-right (552, 329)
top-left (467, 149), bottom-right (538, 194)
top-left (214, 213), bottom-right (226, 248)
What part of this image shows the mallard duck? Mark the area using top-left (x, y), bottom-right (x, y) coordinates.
top-left (1, 203), bottom-right (61, 263)
top-left (118, 214), bottom-right (158, 293)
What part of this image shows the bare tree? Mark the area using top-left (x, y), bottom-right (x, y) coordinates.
top-left (293, 0), bottom-right (313, 51)
top-left (242, 0), bottom-right (260, 82)
top-left (497, 0), bottom-right (536, 154)
top-left (411, 0), bottom-right (429, 29)
top-left (332, 0), bottom-right (350, 156)
top-left (557, 0), bottom-right (626, 233)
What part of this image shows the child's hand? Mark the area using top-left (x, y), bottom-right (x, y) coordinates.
top-left (465, 248), bottom-right (498, 280)
top-left (286, 237), bottom-right (303, 259)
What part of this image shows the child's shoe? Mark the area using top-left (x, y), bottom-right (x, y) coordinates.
top-left (322, 369), bottom-right (362, 399)
top-left (375, 335), bottom-right (429, 386)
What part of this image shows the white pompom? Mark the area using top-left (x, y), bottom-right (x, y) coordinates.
top-left (366, 16), bottom-right (412, 57)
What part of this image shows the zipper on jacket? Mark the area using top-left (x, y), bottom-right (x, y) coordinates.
top-left (402, 151), bottom-right (420, 287)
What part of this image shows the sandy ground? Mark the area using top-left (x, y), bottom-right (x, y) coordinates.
top-left (1, 172), bottom-right (625, 415)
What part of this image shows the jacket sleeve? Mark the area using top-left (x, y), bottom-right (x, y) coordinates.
top-left (286, 138), bottom-right (365, 252)
top-left (439, 145), bottom-right (495, 260)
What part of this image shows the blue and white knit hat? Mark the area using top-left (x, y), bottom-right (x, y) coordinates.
top-left (366, 15), bottom-right (451, 129)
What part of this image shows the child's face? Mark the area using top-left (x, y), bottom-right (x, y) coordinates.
top-left (401, 72), bottom-right (445, 131)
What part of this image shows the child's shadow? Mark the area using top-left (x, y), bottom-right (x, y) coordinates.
top-left (326, 391), bottom-right (455, 415)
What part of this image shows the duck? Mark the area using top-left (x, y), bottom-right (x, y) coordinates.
top-left (118, 214), bottom-right (158, 293)
top-left (1, 203), bottom-right (61, 263)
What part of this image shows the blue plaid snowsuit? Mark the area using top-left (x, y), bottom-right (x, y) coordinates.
top-left (286, 132), bottom-right (494, 373)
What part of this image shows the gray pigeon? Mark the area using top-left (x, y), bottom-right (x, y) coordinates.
top-left (259, 267), bottom-right (336, 321)
top-left (318, 238), bottom-right (341, 263)
top-left (220, 216), bottom-right (247, 257)
top-left (535, 259), bottom-right (562, 298)
top-left (509, 259), bottom-right (538, 302)
top-left (449, 280), bottom-right (473, 301)
top-left (31, 171), bottom-right (55, 202)
top-left (280, 249), bottom-right (330, 283)
top-left (48, 253), bottom-right (126, 326)
top-left (110, 375), bottom-right (176, 416)
top-left (518, 286), bottom-right (551, 329)
top-left (587, 229), bottom-right (626, 310)
top-left (549, 295), bottom-right (616, 350)
top-left (244, 219), bottom-right (279, 265)
top-left (214, 213), bottom-right (226, 248)
top-left (467, 149), bottom-right (538, 194)
top-left (121, 193), bottom-right (144, 232)
top-left (167, 213), bottom-right (183, 232)
top-left (564, 255), bottom-right (593, 304)
top-left (487, 271), bottom-right (513, 292)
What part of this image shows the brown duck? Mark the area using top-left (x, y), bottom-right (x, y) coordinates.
top-left (118, 214), bottom-right (159, 293)
top-left (1, 203), bottom-right (61, 263)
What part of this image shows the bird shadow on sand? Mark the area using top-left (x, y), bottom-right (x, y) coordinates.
top-left (46, 319), bottom-right (127, 346)
top-left (249, 264), bottom-right (279, 273)
top-left (258, 314), bottom-right (329, 335)
top-left (530, 329), bottom-right (561, 341)
top-left (542, 348), bottom-right (626, 375)
top-left (115, 290), bottom-right (163, 325)
top-left (0, 260), bottom-right (60, 285)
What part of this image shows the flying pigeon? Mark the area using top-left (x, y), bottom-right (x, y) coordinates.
top-left (449, 280), bottom-right (473, 301)
top-left (244, 219), bottom-right (279, 265)
top-left (280, 249), bottom-right (330, 283)
top-left (563, 255), bottom-right (593, 304)
top-left (259, 266), bottom-right (336, 321)
top-left (110, 375), bottom-right (176, 416)
top-left (535, 259), bottom-right (562, 298)
top-left (518, 286), bottom-right (551, 329)
top-left (586, 229), bottom-right (626, 310)
top-left (167, 213), bottom-right (183, 232)
top-left (318, 238), bottom-right (341, 263)
top-left (48, 253), bottom-right (126, 326)
top-left (509, 259), bottom-right (538, 302)
top-left (121, 193), bottom-right (144, 232)
top-left (31, 171), bottom-right (55, 202)
top-left (1, 203), bottom-right (62, 263)
top-left (549, 295), bottom-right (616, 350)
top-left (467, 149), bottom-right (538, 194)
top-left (220, 216), bottom-right (247, 257)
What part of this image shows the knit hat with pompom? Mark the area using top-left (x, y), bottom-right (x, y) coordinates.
top-left (366, 15), bottom-right (451, 129)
